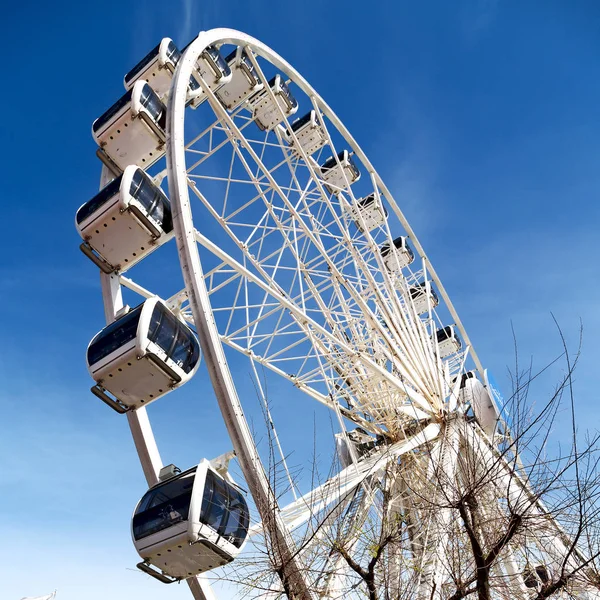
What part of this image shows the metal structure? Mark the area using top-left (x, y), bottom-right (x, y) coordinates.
top-left (76, 28), bottom-right (599, 600)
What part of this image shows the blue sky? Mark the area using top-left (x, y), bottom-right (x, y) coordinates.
top-left (1, 1), bottom-right (600, 598)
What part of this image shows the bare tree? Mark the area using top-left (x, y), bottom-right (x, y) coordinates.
top-left (222, 328), bottom-right (600, 600)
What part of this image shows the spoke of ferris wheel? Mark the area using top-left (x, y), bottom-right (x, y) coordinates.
top-left (317, 475), bottom-right (383, 596)
top-left (192, 299), bottom-right (431, 427)
top-left (213, 125), bottom-right (442, 404)
top-left (119, 265), bottom-right (436, 428)
top-left (415, 422), bottom-right (461, 598)
top-left (186, 134), bottom-right (440, 414)
top-left (242, 256), bottom-right (300, 502)
top-left (192, 228), bottom-right (436, 418)
top-left (185, 127), bottom-right (442, 420)
top-left (248, 422), bottom-right (440, 536)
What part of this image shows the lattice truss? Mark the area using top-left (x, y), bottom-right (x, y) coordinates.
top-left (129, 46), bottom-right (473, 441)
top-left (104, 37), bottom-right (599, 600)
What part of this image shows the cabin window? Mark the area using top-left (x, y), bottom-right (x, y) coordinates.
top-left (222, 487), bottom-right (249, 547)
top-left (204, 44), bottom-right (230, 75)
top-left (291, 111), bottom-right (314, 132)
top-left (201, 470), bottom-right (228, 532)
top-left (147, 304), bottom-right (199, 373)
top-left (132, 474), bottom-right (194, 540)
top-left (148, 305), bottom-right (179, 356)
top-left (87, 305), bottom-right (143, 365)
top-left (436, 327), bottom-right (453, 343)
top-left (200, 470), bottom-right (249, 548)
top-left (129, 170), bottom-right (173, 232)
top-left (166, 41), bottom-right (181, 64)
top-left (139, 84), bottom-right (166, 129)
top-left (76, 175), bottom-right (122, 225)
top-left (93, 89), bottom-right (134, 134)
top-left (125, 43), bottom-right (162, 86)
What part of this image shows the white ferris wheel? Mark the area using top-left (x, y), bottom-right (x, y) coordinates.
top-left (75, 28), bottom-right (598, 600)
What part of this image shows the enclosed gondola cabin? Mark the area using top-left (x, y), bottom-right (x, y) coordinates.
top-left (285, 110), bottom-right (328, 157)
top-left (320, 150), bottom-right (361, 195)
top-left (406, 281), bottom-right (439, 315)
top-left (124, 38), bottom-right (183, 99)
top-left (349, 194), bottom-right (388, 233)
top-left (76, 166), bottom-right (173, 273)
top-left (123, 38), bottom-right (228, 109)
top-left (249, 74), bottom-right (298, 131)
top-left (133, 460), bottom-right (249, 583)
top-left (456, 371), bottom-right (500, 436)
top-left (92, 81), bottom-right (166, 174)
top-left (435, 325), bottom-right (462, 358)
top-left (186, 43), bottom-right (232, 106)
top-left (215, 47), bottom-right (263, 110)
top-left (523, 565), bottom-right (550, 591)
top-left (87, 298), bottom-right (200, 413)
top-left (380, 237), bottom-right (415, 272)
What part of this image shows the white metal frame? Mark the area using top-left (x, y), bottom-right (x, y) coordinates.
top-left (80, 28), bottom-right (598, 600)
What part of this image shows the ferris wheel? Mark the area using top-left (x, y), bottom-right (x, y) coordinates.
top-left (75, 28), bottom-right (598, 600)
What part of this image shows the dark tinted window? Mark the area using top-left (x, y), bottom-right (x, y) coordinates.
top-left (204, 45), bottom-right (231, 78)
top-left (201, 470), bottom-right (228, 531)
top-left (200, 470), bottom-right (249, 548)
top-left (291, 111), bottom-right (314, 132)
top-left (278, 78), bottom-right (297, 110)
top-left (132, 473), bottom-right (194, 540)
top-left (436, 326), bottom-right (454, 344)
top-left (409, 284), bottom-right (426, 299)
top-left (124, 42), bottom-right (162, 86)
top-left (87, 304), bottom-right (143, 365)
top-left (382, 237), bottom-right (412, 260)
top-left (347, 154), bottom-right (360, 178)
top-left (129, 169), bottom-right (173, 233)
top-left (76, 175), bottom-right (122, 225)
top-left (222, 486), bottom-right (250, 547)
top-left (139, 84), bottom-right (166, 130)
top-left (93, 89), bottom-right (134, 134)
top-left (239, 50), bottom-right (258, 81)
top-left (321, 150), bottom-right (351, 173)
top-left (166, 41), bottom-right (181, 63)
top-left (358, 194), bottom-right (375, 208)
top-left (152, 306), bottom-right (178, 355)
top-left (393, 237), bottom-right (406, 251)
top-left (148, 304), bottom-right (200, 374)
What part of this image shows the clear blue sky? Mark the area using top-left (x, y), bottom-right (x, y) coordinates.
top-left (1, 1), bottom-right (599, 599)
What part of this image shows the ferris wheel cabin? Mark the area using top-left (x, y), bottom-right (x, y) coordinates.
top-left (124, 38), bottom-right (184, 99)
top-left (523, 565), bottom-right (551, 591)
top-left (349, 194), bottom-right (388, 233)
top-left (380, 237), bottom-right (415, 272)
top-left (456, 371), bottom-right (500, 436)
top-left (435, 325), bottom-right (462, 358)
top-left (186, 43), bottom-right (232, 106)
top-left (320, 150), bottom-right (361, 195)
top-left (133, 460), bottom-right (249, 583)
top-left (123, 38), bottom-right (228, 109)
top-left (76, 166), bottom-right (173, 273)
top-left (406, 281), bottom-right (439, 315)
top-left (249, 74), bottom-right (298, 131)
top-left (92, 81), bottom-right (166, 174)
top-left (286, 110), bottom-right (328, 157)
top-left (87, 298), bottom-right (200, 413)
top-left (215, 47), bottom-right (263, 110)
